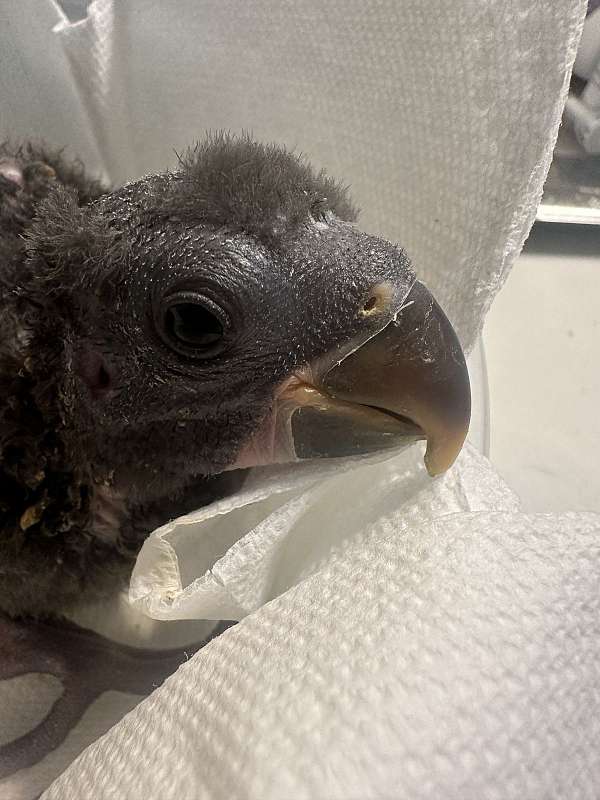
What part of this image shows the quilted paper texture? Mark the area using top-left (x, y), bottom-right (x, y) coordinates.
top-left (44, 509), bottom-right (600, 799)
top-left (129, 445), bottom-right (520, 622)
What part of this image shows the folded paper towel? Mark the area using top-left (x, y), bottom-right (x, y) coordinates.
top-left (129, 444), bottom-right (518, 623)
top-left (44, 446), bottom-right (600, 799)
top-left (0, 0), bottom-right (590, 797)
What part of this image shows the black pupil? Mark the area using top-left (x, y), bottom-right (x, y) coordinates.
top-left (166, 302), bottom-right (223, 348)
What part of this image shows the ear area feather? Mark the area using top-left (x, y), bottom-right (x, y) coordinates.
top-left (25, 186), bottom-right (104, 268)
top-left (23, 185), bottom-right (128, 290)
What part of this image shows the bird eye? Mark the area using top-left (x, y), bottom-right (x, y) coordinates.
top-left (160, 292), bottom-right (229, 358)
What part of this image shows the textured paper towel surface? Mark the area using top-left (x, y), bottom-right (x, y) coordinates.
top-left (129, 444), bottom-right (518, 622)
top-left (44, 458), bottom-right (600, 798)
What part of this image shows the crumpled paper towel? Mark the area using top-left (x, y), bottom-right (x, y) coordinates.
top-left (0, 0), bottom-right (591, 797)
top-left (45, 446), bottom-right (600, 800)
top-left (128, 443), bottom-right (510, 623)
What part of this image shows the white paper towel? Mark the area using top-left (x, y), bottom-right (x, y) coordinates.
top-left (44, 449), bottom-right (600, 799)
top-left (0, 0), bottom-right (591, 797)
top-left (128, 444), bottom-right (517, 623)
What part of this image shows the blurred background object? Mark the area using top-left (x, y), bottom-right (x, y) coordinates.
top-left (540, 0), bottom-right (600, 222)
top-left (484, 222), bottom-right (600, 512)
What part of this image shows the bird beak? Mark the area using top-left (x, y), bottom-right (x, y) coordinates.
top-left (232, 280), bottom-right (471, 477)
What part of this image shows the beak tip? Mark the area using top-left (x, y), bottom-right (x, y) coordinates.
top-left (424, 420), bottom-right (470, 477)
top-left (424, 459), bottom-right (440, 478)
top-left (424, 454), bottom-right (448, 478)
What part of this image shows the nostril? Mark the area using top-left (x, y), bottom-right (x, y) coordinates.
top-left (77, 349), bottom-right (114, 399)
top-left (359, 282), bottom-right (395, 318)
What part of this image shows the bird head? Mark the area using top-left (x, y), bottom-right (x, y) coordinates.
top-left (21, 134), bottom-right (470, 507)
